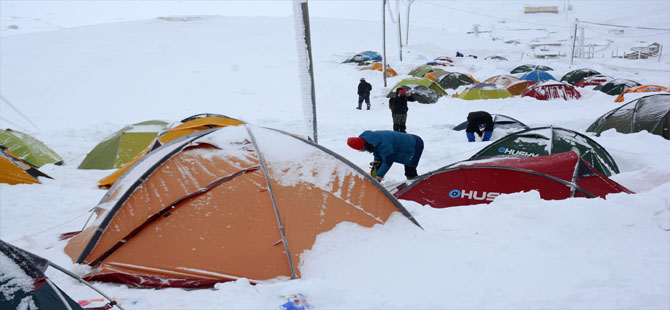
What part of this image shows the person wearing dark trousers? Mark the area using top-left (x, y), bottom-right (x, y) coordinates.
top-left (347, 130), bottom-right (424, 181)
top-left (466, 111), bottom-right (494, 142)
top-left (357, 78), bottom-right (372, 110)
top-left (388, 88), bottom-right (415, 132)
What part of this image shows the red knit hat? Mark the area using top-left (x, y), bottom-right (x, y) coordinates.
top-left (347, 137), bottom-right (366, 150)
top-left (397, 88), bottom-right (406, 95)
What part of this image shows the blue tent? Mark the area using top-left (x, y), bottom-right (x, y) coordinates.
top-left (520, 70), bottom-right (556, 82)
top-left (359, 51), bottom-right (382, 62)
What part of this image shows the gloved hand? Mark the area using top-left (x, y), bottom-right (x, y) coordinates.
top-left (375, 176), bottom-right (383, 182)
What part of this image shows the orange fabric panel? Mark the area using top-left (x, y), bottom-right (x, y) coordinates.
top-left (615, 85), bottom-right (669, 102)
top-left (270, 171), bottom-right (397, 274)
top-left (0, 154), bottom-right (40, 184)
top-left (94, 171), bottom-right (290, 282)
top-left (424, 71), bottom-right (447, 81)
top-left (82, 144), bottom-right (260, 264)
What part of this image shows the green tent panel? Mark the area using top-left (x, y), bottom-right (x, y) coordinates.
top-left (78, 120), bottom-right (168, 170)
top-left (408, 65), bottom-right (443, 78)
top-left (386, 77), bottom-right (447, 104)
top-left (0, 128), bottom-right (63, 167)
top-left (587, 94), bottom-right (670, 139)
top-left (469, 126), bottom-right (620, 177)
top-left (458, 83), bottom-right (514, 100)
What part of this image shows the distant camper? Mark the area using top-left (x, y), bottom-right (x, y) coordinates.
top-left (357, 78), bottom-right (372, 110)
top-left (466, 111), bottom-right (494, 142)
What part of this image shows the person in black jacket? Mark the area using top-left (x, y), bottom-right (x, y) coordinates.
top-left (357, 78), bottom-right (372, 110)
top-left (388, 88), bottom-right (415, 132)
top-left (466, 111), bottom-right (494, 142)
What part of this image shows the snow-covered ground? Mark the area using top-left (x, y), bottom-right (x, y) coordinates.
top-left (1, 1), bottom-right (669, 309)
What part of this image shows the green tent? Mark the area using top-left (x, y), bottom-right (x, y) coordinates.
top-left (510, 64), bottom-right (553, 74)
top-left (458, 83), bottom-right (514, 100)
top-left (560, 68), bottom-right (600, 85)
top-left (387, 77), bottom-right (447, 104)
top-left (78, 120), bottom-right (168, 170)
top-left (594, 79), bottom-right (641, 96)
top-left (586, 94), bottom-right (670, 140)
top-left (436, 72), bottom-right (476, 90)
top-left (0, 128), bottom-right (63, 167)
top-left (408, 65), bottom-right (443, 78)
top-left (469, 126), bottom-right (620, 176)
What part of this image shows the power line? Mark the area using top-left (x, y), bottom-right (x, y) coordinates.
top-left (580, 20), bottom-right (670, 31)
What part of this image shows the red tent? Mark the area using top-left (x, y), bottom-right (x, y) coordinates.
top-left (574, 75), bottom-right (612, 88)
top-left (393, 151), bottom-right (632, 209)
top-left (522, 81), bottom-right (581, 100)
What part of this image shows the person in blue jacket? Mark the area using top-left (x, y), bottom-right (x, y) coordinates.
top-left (347, 130), bottom-right (424, 181)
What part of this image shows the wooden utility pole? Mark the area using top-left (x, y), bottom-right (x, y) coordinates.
top-left (294, 0), bottom-right (317, 143)
top-left (382, 0), bottom-right (387, 87)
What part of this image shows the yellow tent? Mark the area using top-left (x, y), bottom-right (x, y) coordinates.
top-left (97, 114), bottom-right (245, 188)
top-left (0, 146), bottom-right (51, 185)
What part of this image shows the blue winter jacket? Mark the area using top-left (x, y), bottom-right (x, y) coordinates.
top-left (359, 130), bottom-right (421, 178)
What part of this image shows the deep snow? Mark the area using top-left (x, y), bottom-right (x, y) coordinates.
top-left (1, 1), bottom-right (669, 309)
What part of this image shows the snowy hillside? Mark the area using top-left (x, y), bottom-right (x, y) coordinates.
top-left (1, 1), bottom-right (669, 309)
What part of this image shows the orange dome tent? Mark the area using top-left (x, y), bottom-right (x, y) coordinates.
top-left (357, 62), bottom-right (398, 77)
top-left (614, 85), bottom-right (669, 102)
top-left (97, 113), bottom-right (245, 188)
top-left (66, 125), bottom-right (421, 288)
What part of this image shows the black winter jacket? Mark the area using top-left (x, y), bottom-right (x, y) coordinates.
top-left (358, 81), bottom-right (372, 96)
top-left (388, 94), bottom-right (415, 114)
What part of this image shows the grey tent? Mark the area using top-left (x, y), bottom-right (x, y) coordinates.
top-left (586, 94), bottom-right (670, 139)
top-left (453, 114), bottom-right (530, 131)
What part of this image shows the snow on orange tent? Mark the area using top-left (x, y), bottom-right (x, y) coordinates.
top-left (357, 62), bottom-right (397, 77)
top-left (614, 85), bottom-right (669, 102)
top-left (424, 70), bottom-right (448, 81)
top-left (506, 80), bottom-right (536, 96)
top-left (66, 125), bottom-right (420, 288)
top-left (96, 114), bottom-right (245, 188)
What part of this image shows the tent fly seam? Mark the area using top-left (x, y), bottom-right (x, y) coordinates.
top-left (244, 125), bottom-right (298, 279)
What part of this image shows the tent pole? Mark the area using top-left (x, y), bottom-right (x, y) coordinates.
top-left (245, 126), bottom-right (298, 279)
top-left (48, 262), bottom-right (125, 310)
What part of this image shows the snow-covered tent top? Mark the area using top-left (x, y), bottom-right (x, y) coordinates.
top-left (408, 64), bottom-right (444, 78)
top-left (453, 114), bottom-right (530, 131)
top-left (575, 74), bottom-right (613, 88)
top-left (595, 79), bottom-right (642, 96)
top-left (510, 64), bottom-right (553, 74)
top-left (65, 125), bottom-right (420, 288)
top-left (560, 68), bottom-right (601, 85)
top-left (0, 128), bottom-right (63, 167)
top-left (387, 77), bottom-right (448, 104)
top-left (483, 75), bottom-right (520, 87)
top-left (614, 85), bottom-right (669, 103)
top-left (469, 126), bottom-right (620, 177)
top-left (587, 93), bottom-right (670, 140)
top-left (520, 70), bottom-right (556, 82)
top-left (78, 120), bottom-right (169, 170)
top-left (521, 80), bottom-right (582, 101)
top-left (435, 72), bottom-right (477, 90)
top-left (343, 51), bottom-right (382, 65)
top-left (392, 151), bottom-right (632, 209)
top-left (458, 83), bottom-right (514, 100)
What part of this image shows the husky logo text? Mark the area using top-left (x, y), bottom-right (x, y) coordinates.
top-left (497, 147), bottom-right (540, 157)
top-left (448, 189), bottom-right (500, 201)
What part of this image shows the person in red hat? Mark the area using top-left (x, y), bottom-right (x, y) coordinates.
top-left (357, 78), bottom-right (372, 110)
top-left (347, 130), bottom-right (423, 182)
top-left (388, 87), bottom-right (415, 132)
